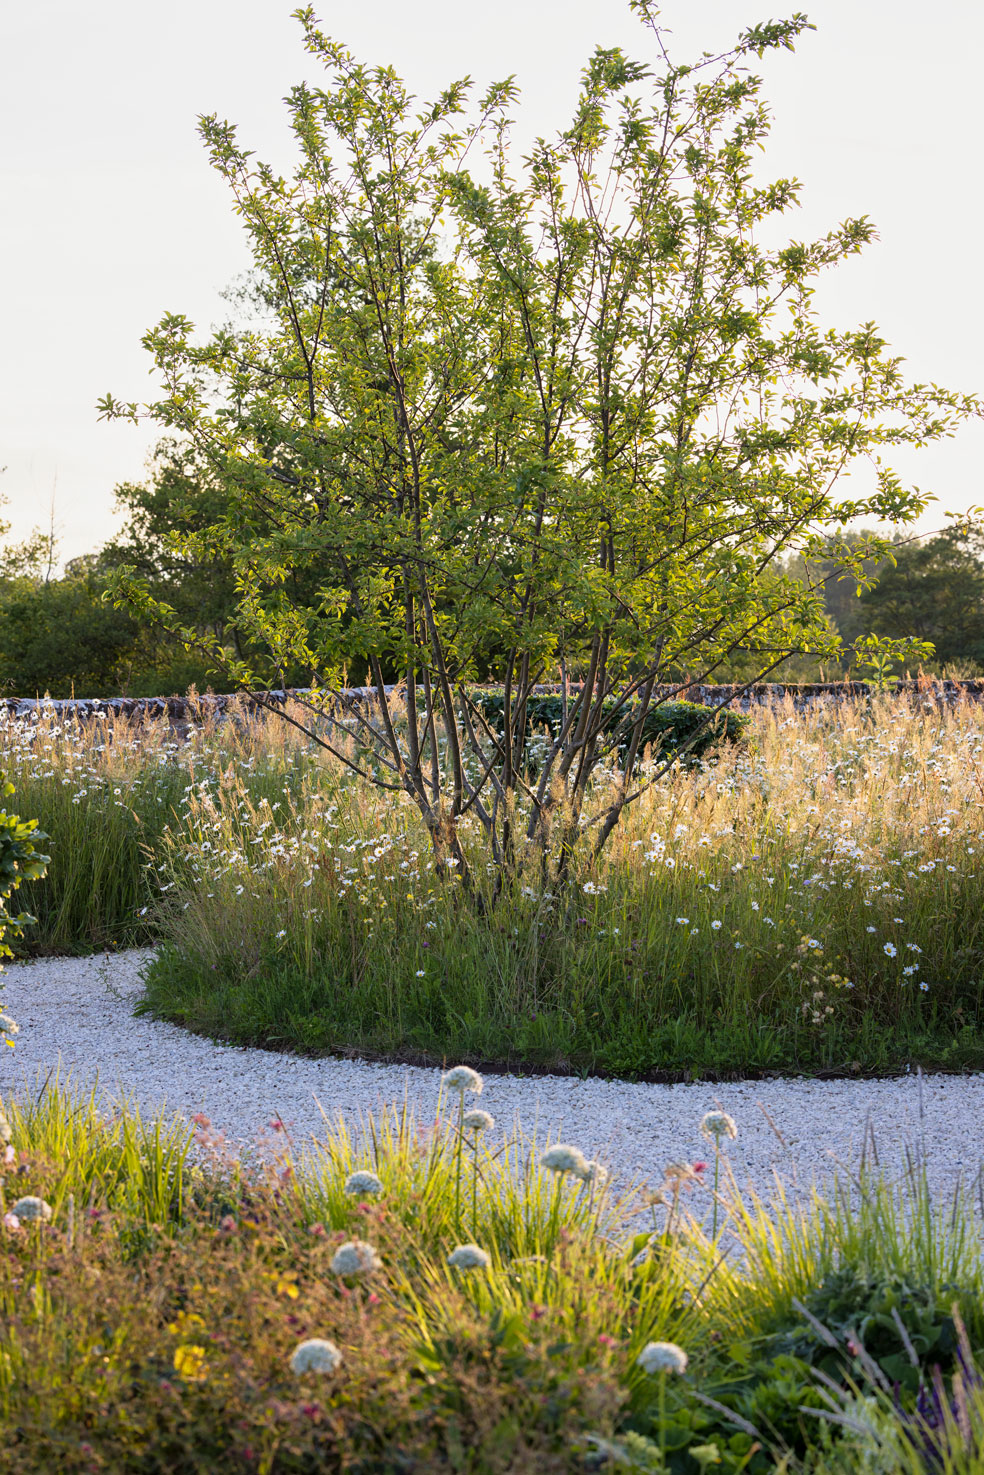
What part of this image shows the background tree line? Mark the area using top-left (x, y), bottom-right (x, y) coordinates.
top-left (1, 441), bottom-right (979, 699)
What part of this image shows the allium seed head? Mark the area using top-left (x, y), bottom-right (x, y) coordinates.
top-left (344, 1170), bottom-right (383, 1197)
top-left (462, 1109), bottom-right (494, 1134)
top-left (330, 1239), bottom-right (382, 1276)
top-left (448, 1243), bottom-right (491, 1270)
top-left (701, 1110), bottom-right (737, 1142)
top-left (10, 1196), bottom-right (52, 1224)
top-left (637, 1341), bottom-right (688, 1375)
top-left (290, 1338), bottom-right (343, 1375)
top-left (442, 1065), bottom-right (483, 1096)
top-left (579, 1159), bottom-right (608, 1187)
top-left (542, 1144), bottom-right (590, 1178)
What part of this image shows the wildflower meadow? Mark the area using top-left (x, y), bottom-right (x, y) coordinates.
top-left (2, 1069), bottom-right (984, 1472)
top-left (5, 688), bottom-right (984, 1078)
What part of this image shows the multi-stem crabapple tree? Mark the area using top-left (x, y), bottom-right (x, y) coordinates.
top-left (101, 3), bottom-right (979, 887)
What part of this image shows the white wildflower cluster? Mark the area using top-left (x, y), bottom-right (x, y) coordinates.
top-left (462, 1109), bottom-right (494, 1135)
top-left (330, 1239), bottom-right (382, 1276)
top-left (290, 1338), bottom-right (343, 1375)
top-left (637, 1341), bottom-right (688, 1375)
top-left (448, 1243), bottom-right (490, 1270)
top-left (10, 1196), bottom-right (52, 1224)
top-left (700, 1110), bottom-right (737, 1142)
top-left (542, 1143), bottom-right (589, 1178)
top-left (442, 1065), bottom-right (483, 1097)
top-left (541, 1143), bottom-right (608, 1187)
top-left (344, 1170), bottom-right (383, 1197)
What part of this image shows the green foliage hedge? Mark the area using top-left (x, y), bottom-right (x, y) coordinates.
top-left (470, 692), bottom-right (748, 770)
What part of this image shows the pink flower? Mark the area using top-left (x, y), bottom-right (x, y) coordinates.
top-left (3, 1212), bottom-right (20, 1232)
top-left (307, 1222), bottom-right (327, 1238)
top-left (693, 1162), bottom-right (707, 1174)
top-left (190, 1113), bottom-right (210, 1129)
top-left (269, 1118), bottom-right (285, 1132)
top-left (598, 1334), bottom-right (616, 1347)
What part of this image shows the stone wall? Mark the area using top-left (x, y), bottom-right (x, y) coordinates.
top-left (3, 678), bottom-right (982, 724)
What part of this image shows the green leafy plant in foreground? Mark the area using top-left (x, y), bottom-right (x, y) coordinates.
top-left (0, 774), bottom-right (48, 1042)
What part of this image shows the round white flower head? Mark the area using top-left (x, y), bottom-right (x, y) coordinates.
top-left (542, 1144), bottom-right (589, 1178)
top-left (448, 1243), bottom-right (491, 1270)
top-left (580, 1159), bottom-right (608, 1187)
top-left (462, 1109), bottom-right (494, 1135)
top-left (701, 1110), bottom-right (737, 1142)
top-left (637, 1341), bottom-right (688, 1376)
top-left (10, 1196), bottom-right (52, 1224)
top-left (344, 1170), bottom-right (383, 1197)
top-left (442, 1065), bottom-right (483, 1096)
top-left (330, 1239), bottom-right (382, 1276)
top-left (290, 1337), bottom-right (343, 1375)
top-left (0, 1117), bottom-right (12, 1144)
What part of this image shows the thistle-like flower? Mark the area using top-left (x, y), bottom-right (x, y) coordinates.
top-left (461, 1109), bottom-right (494, 1135)
top-left (442, 1065), bottom-right (483, 1097)
top-left (344, 1170), bottom-right (383, 1197)
top-left (700, 1110), bottom-right (737, 1143)
top-left (330, 1239), bottom-right (382, 1276)
top-left (662, 1161), bottom-right (701, 1183)
top-left (542, 1143), bottom-right (589, 1178)
top-left (448, 1243), bottom-right (491, 1270)
top-left (290, 1338), bottom-right (343, 1375)
top-left (637, 1341), bottom-right (688, 1375)
top-left (10, 1196), bottom-right (52, 1224)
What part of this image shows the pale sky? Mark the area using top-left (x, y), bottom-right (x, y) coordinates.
top-left (3, 0), bottom-right (982, 562)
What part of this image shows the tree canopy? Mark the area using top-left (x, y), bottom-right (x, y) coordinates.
top-left (100, 3), bottom-right (981, 879)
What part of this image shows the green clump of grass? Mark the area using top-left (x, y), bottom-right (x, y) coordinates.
top-left (1, 1077), bottom-right (983, 1473)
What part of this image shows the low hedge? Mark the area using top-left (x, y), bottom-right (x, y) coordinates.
top-left (470, 692), bottom-right (748, 771)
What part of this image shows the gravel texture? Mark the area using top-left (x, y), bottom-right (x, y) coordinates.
top-left (2, 949), bottom-right (981, 1203)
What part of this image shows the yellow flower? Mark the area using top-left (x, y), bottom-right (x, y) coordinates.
top-left (173, 1344), bottom-right (209, 1381)
top-left (276, 1275), bottom-right (300, 1300)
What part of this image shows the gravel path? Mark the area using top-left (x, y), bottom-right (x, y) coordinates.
top-left (2, 950), bottom-right (981, 1203)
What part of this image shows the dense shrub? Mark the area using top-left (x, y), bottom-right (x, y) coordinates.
top-left (470, 691), bottom-right (749, 771)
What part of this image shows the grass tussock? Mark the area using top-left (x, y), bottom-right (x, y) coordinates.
top-left (2, 1079), bottom-right (984, 1472)
top-left (4, 692), bottom-right (984, 1075)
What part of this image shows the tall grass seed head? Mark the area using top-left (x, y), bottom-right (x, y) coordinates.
top-left (637, 1341), bottom-right (689, 1375)
top-left (290, 1337), bottom-right (343, 1375)
top-left (442, 1065), bottom-right (483, 1096)
top-left (701, 1110), bottom-right (737, 1142)
top-left (344, 1170), bottom-right (383, 1197)
top-left (542, 1143), bottom-right (590, 1178)
top-left (448, 1243), bottom-right (490, 1270)
top-left (330, 1239), bottom-right (382, 1276)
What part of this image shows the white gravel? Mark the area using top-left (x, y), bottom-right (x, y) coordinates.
top-left (1, 949), bottom-right (981, 1204)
